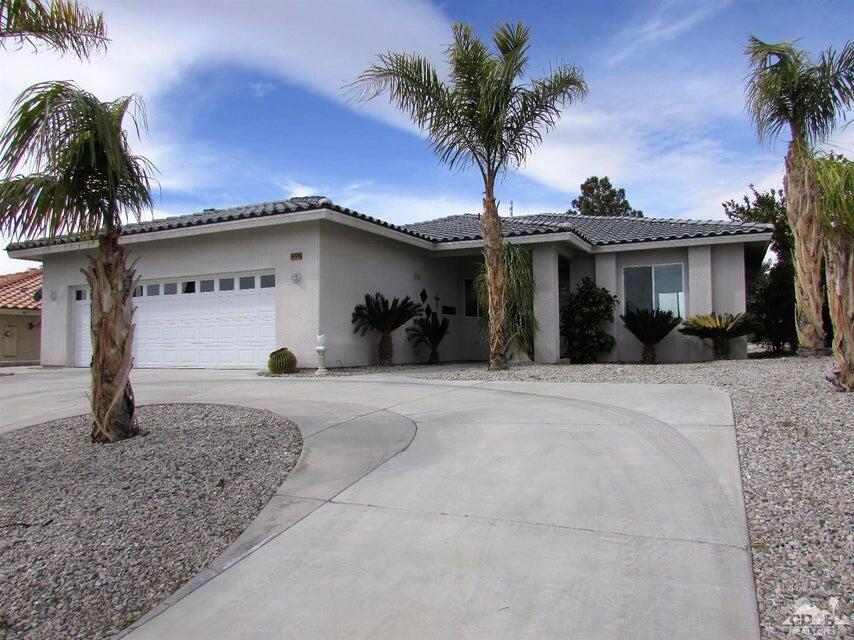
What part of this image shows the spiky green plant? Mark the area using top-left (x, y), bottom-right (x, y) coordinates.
top-left (620, 308), bottom-right (681, 364)
top-left (678, 313), bottom-right (752, 360)
top-left (1, 0), bottom-right (107, 58)
top-left (351, 292), bottom-right (422, 366)
top-left (0, 81), bottom-right (155, 443)
top-left (352, 22), bottom-right (586, 370)
top-left (745, 36), bottom-right (854, 355)
top-left (406, 303), bottom-right (450, 365)
top-left (474, 242), bottom-right (537, 360)
top-left (268, 348), bottom-right (297, 374)
top-left (812, 154), bottom-right (854, 390)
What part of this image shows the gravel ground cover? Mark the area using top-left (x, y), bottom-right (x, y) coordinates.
top-left (401, 355), bottom-right (852, 637)
top-left (0, 404), bottom-right (302, 640)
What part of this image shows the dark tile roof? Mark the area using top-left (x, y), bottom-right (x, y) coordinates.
top-left (5, 196), bottom-right (434, 251)
top-left (514, 213), bottom-right (774, 246)
top-left (0, 268), bottom-right (41, 310)
top-left (5, 196), bottom-right (772, 253)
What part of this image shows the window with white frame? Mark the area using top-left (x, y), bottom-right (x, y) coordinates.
top-left (623, 264), bottom-right (684, 317)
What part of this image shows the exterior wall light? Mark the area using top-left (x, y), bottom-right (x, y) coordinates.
top-left (291, 272), bottom-right (301, 284)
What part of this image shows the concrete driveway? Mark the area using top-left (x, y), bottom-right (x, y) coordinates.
top-left (0, 367), bottom-right (759, 639)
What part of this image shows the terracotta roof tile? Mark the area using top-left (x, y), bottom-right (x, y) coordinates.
top-left (0, 268), bottom-right (42, 311)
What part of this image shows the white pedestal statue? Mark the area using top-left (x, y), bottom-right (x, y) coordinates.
top-left (315, 333), bottom-right (328, 375)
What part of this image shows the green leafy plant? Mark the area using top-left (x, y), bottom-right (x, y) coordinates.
top-left (353, 22), bottom-right (586, 369)
top-left (351, 292), bottom-right (422, 366)
top-left (812, 153), bottom-right (854, 390)
top-left (0, 0), bottom-right (108, 58)
top-left (620, 308), bottom-right (681, 364)
top-left (474, 242), bottom-right (537, 360)
top-left (560, 277), bottom-right (617, 363)
top-left (678, 313), bottom-right (753, 360)
top-left (406, 291), bottom-right (450, 365)
top-left (268, 348), bottom-right (297, 374)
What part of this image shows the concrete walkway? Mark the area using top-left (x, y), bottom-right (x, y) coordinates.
top-left (0, 367), bottom-right (759, 639)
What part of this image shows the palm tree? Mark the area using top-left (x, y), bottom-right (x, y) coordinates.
top-left (1, 0), bottom-right (107, 57)
top-left (0, 81), bottom-right (155, 442)
top-left (679, 312), bottom-right (753, 360)
top-left (351, 292), bottom-right (422, 366)
top-left (621, 308), bottom-right (681, 364)
top-left (352, 22), bottom-right (587, 369)
top-left (745, 36), bottom-right (854, 356)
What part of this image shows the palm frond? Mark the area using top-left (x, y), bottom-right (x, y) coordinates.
top-left (0, 81), bottom-right (155, 241)
top-left (0, 0), bottom-right (107, 58)
top-left (745, 35), bottom-right (854, 144)
top-left (351, 292), bottom-right (422, 336)
top-left (812, 153), bottom-right (854, 239)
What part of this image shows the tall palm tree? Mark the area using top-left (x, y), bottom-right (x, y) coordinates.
top-left (1, 0), bottom-right (107, 57)
top-left (745, 36), bottom-right (854, 356)
top-left (0, 81), bottom-right (155, 442)
top-left (352, 22), bottom-right (586, 369)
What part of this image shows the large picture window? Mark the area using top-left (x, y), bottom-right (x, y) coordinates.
top-left (623, 264), bottom-right (684, 317)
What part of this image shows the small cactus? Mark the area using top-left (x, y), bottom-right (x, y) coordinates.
top-left (268, 348), bottom-right (297, 374)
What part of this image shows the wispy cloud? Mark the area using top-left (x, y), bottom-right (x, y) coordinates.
top-left (248, 81), bottom-right (276, 98)
top-left (280, 179), bottom-right (320, 199)
top-left (608, 0), bottom-right (732, 65)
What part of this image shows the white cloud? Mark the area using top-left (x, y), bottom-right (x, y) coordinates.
top-left (280, 178), bottom-right (319, 199)
top-left (608, 0), bottom-right (732, 65)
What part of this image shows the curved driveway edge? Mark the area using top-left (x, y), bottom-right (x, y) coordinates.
top-left (0, 368), bottom-right (759, 639)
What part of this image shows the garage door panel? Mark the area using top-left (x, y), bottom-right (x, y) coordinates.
top-left (73, 277), bottom-right (276, 369)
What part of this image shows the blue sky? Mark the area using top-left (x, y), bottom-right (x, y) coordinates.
top-left (1, 0), bottom-right (852, 273)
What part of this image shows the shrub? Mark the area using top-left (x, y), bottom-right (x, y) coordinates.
top-left (678, 313), bottom-right (752, 359)
top-left (620, 308), bottom-right (681, 364)
top-left (560, 277), bottom-right (617, 363)
top-left (473, 242), bottom-right (537, 359)
top-left (748, 263), bottom-right (797, 353)
top-left (268, 347), bottom-right (297, 374)
top-left (351, 292), bottom-right (422, 366)
top-left (406, 292), bottom-right (450, 365)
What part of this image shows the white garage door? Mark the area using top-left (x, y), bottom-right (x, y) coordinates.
top-left (73, 272), bottom-right (276, 369)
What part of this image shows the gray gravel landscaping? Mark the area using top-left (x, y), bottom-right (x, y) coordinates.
top-left (0, 403), bottom-right (302, 640)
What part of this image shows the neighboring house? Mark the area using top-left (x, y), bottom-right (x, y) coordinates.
top-left (0, 268), bottom-right (42, 366)
top-left (6, 196), bottom-right (772, 369)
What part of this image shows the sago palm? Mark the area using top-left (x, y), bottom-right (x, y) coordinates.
top-left (621, 308), bottom-right (681, 365)
top-left (745, 36), bottom-right (854, 355)
top-left (678, 312), bottom-right (753, 360)
top-left (351, 292), bottom-right (422, 366)
top-left (0, 81), bottom-right (155, 442)
top-left (1, 0), bottom-right (107, 57)
top-left (352, 22), bottom-right (586, 369)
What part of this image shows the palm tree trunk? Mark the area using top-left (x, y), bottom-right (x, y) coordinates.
top-left (784, 142), bottom-right (826, 356)
top-left (824, 237), bottom-right (853, 391)
top-left (481, 176), bottom-right (507, 370)
top-left (377, 332), bottom-right (393, 366)
top-left (642, 345), bottom-right (656, 364)
top-left (83, 229), bottom-right (138, 443)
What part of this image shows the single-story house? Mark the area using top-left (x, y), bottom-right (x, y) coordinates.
top-left (6, 196), bottom-right (772, 369)
top-left (0, 268), bottom-right (42, 366)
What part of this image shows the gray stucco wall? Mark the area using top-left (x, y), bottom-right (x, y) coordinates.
top-left (318, 222), bottom-right (485, 367)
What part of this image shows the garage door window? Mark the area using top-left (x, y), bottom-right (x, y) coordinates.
top-left (146, 284), bottom-right (160, 296)
top-left (239, 276), bottom-right (255, 290)
top-left (182, 281), bottom-right (196, 294)
top-left (260, 274), bottom-right (275, 288)
top-left (219, 278), bottom-right (234, 291)
top-left (133, 286), bottom-right (143, 297)
top-left (164, 283), bottom-right (178, 295)
top-left (200, 279), bottom-right (215, 293)
top-left (75, 289), bottom-right (87, 301)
